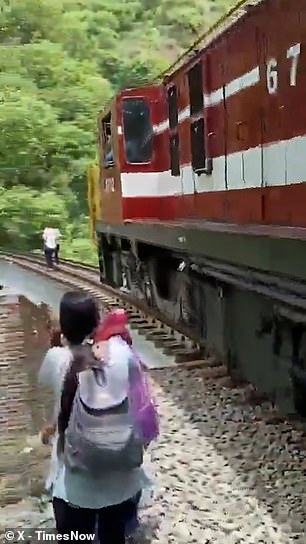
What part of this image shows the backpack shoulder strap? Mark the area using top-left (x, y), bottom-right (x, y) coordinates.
top-left (58, 363), bottom-right (78, 436)
top-left (128, 350), bottom-right (141, 386)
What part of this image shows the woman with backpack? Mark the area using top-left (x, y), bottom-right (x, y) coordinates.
top-left (38, 300), bottom-right (146, 540)
top-left (51, 291), bottom-right (150, 544)
top-left (38, 292), bottom-right (99, 499)
top-left (89, 309), bottom-right (158, 537)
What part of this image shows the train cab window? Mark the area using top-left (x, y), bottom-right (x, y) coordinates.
top-left (188, 61), bottom-right (208, 173)
top-left (170, 133), bottom-right (180, 176)
top-left (190, 118), bottom-right (206, 172)
top-left (122, 98), bottom-right (153, 164)
top-left (168, 86), bottom-right (178, 129)
top-left (101, 113), bottom-right (114, 168)
top-left (188, 61), bottom-right (203, 115)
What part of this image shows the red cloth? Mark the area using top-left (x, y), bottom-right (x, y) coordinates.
top-left (93, 309), bottom-right (132, 345)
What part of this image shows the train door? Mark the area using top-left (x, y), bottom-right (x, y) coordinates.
top-left (223, 15), bottom-right (263, 224)
top-left (193, 48), bottom-right (223, 217)
top-left (258, 15), bottom-right (285, 193)
top-left (98, 106), bottom-right (123, 225)
top-left (167, 80), bottom-right (196, 217)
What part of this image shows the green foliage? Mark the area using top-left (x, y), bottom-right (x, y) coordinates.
top-left (60, 235), bottom-right (98, 266)
top-left (0, 0), bottom-right (233, 264)
top-left (0, 91), bottom-right (59, 176)
top-left (0, 185), bottom-right (68, 248)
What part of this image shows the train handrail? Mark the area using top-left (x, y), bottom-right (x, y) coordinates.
top-left (159, 0), bottom-right (264, 81)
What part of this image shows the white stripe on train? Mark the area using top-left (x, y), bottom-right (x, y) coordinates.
top-left (120, 134), bottom-right (306, 197)
top-left (117, 65), bottom-right (260, 136)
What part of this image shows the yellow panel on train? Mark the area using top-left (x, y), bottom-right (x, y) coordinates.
top-left (87, 163), bottom-right (101, 243)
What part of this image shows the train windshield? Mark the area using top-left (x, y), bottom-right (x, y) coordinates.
top-left (122, 98), bottom-right (153, 164)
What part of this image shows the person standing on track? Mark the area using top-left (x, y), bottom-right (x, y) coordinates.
top-left (54, 228), bottom-right (61, 266)
top-left (43, 227), bottom-right (57, 268)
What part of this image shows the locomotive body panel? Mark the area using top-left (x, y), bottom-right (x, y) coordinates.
top-left (105, 0), bottom-right (306, 226)
top-left (95, 0), bottom-right (306, 228)
top-left (91, 0), bottom-right (306, 419)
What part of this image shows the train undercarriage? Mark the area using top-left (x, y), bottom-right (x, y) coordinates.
top-left (97, 229), bottom-right (306, 421)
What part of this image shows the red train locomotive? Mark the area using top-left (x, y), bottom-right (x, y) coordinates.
top-left (88, 0), bottom-right (306, 416)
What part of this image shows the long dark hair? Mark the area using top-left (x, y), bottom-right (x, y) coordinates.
top-left (57, 292), bottom-right (100, 444)
top-left (69, 344), bottom-right (97, 373)
top-left (50, 328), bottom-right (62, 347)
top-left (60, 291), bottom-right (99, 346)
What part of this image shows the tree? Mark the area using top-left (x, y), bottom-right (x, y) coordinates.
top-left (0, 91), bottom-right (59, 180)
top-left (0, 0), bottom-right (232, 262)
top-left (0, 186), bottom-right (68, 249)
top-left (0, 0), bottom-right (64, 45)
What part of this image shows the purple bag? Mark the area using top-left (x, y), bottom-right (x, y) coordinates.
top-left (128, 351), bottom-right (159, 445)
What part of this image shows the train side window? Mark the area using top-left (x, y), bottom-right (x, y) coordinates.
top-left (168, 86), bottom-right (178, 129)
top-left (122, 98), bottom-right (153, 164)
top-left (101, 113), bottom-right (114, 168)
top-left (190, 118), bottom-right (206, 172)
top-left (170, 133), bottom-right (180, 176)
top-left (188, 61), bottom-right (203, 115)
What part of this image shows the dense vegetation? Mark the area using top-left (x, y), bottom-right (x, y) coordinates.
top-left (0, 0), bottom-right (232, 263)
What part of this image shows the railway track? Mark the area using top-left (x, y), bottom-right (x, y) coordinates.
top-left (0, 252), bottom-right (226, 375)
top-left (0, 251), bottom-right (303, 410)
top-left (1, 253), bottom-right (306, 542)
top-left (1, 251), bottom-right (304, 418)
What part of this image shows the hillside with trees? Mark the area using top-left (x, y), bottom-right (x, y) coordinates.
top-left (0, 0), bottom-right (232, 263)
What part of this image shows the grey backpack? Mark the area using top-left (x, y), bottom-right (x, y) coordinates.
top-left (64, 359), bottom-right (143, 475)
